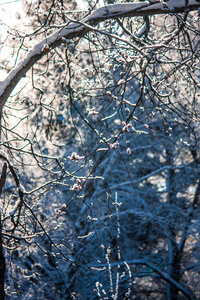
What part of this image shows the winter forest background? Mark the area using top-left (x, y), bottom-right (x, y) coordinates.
top-left (0, 0), bottom-right (200, 299)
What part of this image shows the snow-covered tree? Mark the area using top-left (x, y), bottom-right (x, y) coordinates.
top-left (0, 0), bottom-right (200, 299)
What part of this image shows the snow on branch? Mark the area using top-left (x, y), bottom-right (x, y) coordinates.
top-left (0, 0), bottom-right (199, 108)
top-left (88, 0), bottom-right (200, 22)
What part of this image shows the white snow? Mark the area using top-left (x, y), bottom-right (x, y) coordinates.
top-left (0, 81), bottom-right (6, 97)
top-left (88, 2), bottom-right (149, 20)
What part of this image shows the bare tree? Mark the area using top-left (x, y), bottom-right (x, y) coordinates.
top-left (0, 0), bottom-right (200, 299)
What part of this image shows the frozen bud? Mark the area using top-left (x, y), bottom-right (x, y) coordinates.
top-left (126, 148), bottom-right (131, 155)
top-left (122, 121), bottom-right (129, 133)
top-left (106, 91), bottom-right (112, 97)
top-left (70, 183), bottom-right (82, 191)
top-left (68, 152), bottom-right (85, 162)
top-left (109, 141), bottom-right (119, 149)
top-left (41, 44), bottom-right (51, 53)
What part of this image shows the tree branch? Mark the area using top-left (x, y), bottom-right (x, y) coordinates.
top-left (89, 259), bottom-right (195, 299)
top-left (0, 0), bottom-right (199, 109)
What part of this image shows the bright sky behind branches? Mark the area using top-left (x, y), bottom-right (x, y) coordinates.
top-left (0, 0), bottom-right (104, 80)
top-left (0, 0), bottom-right (25, 80)
top-left (0, 0), bottom-right (23, 26)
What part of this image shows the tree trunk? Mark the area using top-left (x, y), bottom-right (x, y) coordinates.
top-left (169, 250), bottom-right (181, 299)
top-left (0, 159), bottom-right (7, 300)
top-left (0, 213), bottom-right (5, 300)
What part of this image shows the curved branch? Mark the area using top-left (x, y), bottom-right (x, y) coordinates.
top-left (0, 0), bottom-right (199, 108)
